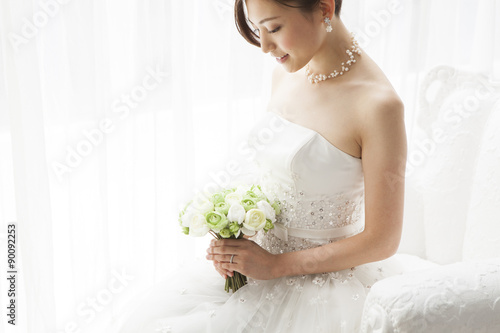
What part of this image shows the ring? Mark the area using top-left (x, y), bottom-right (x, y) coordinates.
top-left (230, 254), bottom-right (235, 264)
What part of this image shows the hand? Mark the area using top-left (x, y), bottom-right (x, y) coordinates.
top-left (207, 235), bottom-right (252, 279)
top-left (206, 237), bottom-right (279, 280)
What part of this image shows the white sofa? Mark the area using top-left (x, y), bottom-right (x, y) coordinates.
top-left (361, 258), bottom-right (500, 332)
top-left (360, 66), bottom-right (500, 332)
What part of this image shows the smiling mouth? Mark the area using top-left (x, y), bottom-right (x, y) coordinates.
top-left (275, 54), bottom-right (288, 60)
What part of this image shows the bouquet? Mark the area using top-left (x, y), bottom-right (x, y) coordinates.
top-left (178, 184), bottom-right (281, 293)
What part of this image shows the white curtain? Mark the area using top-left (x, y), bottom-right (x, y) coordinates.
top-left (0, 1), bottom-right (498, 332)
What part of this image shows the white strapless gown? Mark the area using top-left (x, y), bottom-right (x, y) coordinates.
top-left (109, 112), bottom-right (432, 333)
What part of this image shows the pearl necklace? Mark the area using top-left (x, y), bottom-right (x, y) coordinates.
top-left (305, 33), bottom-right (362, 84)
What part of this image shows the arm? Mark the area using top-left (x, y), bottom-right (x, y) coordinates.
top-left (209, 95), bottom-right (407, 280)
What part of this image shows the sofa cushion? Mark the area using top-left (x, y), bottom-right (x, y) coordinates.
top-left (360, 257), bottom-right (500, 333)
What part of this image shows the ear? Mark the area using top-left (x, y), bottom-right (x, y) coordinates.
top-left (319, 0), bottom-right (335, 18)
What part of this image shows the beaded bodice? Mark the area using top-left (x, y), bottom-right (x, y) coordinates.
top-left (247, 112), bottom-right (365, 254)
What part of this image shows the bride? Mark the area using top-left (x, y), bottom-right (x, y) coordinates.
top-left (111, 0), bottom-right (417, 332)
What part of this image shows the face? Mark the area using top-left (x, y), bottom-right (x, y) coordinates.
top-left (246, 0), bottom-right (324, 73)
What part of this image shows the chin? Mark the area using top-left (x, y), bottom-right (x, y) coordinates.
top-left (282, 62), bottom-right (299, 74)
top-left (285, 65), bottom-right (305, 75)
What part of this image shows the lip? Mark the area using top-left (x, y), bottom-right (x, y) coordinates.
top-left (275, 54), bottom-right (289, 64)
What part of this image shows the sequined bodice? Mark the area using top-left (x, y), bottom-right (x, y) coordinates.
top-left (248, 112), bottom-right (365, 254)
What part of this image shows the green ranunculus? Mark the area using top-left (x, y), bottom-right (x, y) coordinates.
top-left (245, 190), bottom-right (259, 200)
top-left (222, 188), bottom-right (234, 197)
top-left (229, 221), bottom-right (240, 234)
top-left (211, 193), bottom-right (226, 205)
top-left (264, 219), bottom-right (274, 232)
top-left (241, 197), bottom-right (257, 211)
top-left (215, 202), bottom-right (230, 215)
top-left (250, 185), bottom-right (267, 201)
top-left (205, 211), bottom-right (229, 232)
top-left (246, 190), bottom-right (266, 204)
top-left (219, 228), bottom-right (232, 238)
top-left (181, 226), bottom-right (190, 235)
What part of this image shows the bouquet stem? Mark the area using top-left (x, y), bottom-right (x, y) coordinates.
top-left (225, 270), bottom-right (247, 293)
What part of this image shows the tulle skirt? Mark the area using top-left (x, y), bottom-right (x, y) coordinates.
top-left (108, 254), bottom-right (430, 333)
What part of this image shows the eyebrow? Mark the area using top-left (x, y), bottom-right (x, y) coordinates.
top-left (248, 16), bottom-right (280, 25)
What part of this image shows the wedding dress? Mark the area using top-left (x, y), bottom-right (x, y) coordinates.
top-left (110, 112), bottom-right (430, 333)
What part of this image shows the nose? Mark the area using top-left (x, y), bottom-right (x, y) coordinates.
top-left (260, 33), bottom-right (275, 54)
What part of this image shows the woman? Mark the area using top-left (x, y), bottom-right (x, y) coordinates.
top-left (112, 0), bottom-right (412, 332)
top-left (209, 0), bottom-right (406, 280)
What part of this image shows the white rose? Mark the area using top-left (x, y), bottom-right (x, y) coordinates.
top-left (224, 192), bottom-right (242, 206)
top-left (227, 203), bottom-right (246, 225)
top-left (192, 193), bottom-right (214, 215)
top-left (235, 184), bottom-right (251, 196)
top-left (256, 200), bottom-right (276, 223)
top-left (241, 209), bottom-right (267, 236)
top-left (181, 210), bottom-right (195, 227)
top-left (188, 213), bottom-right (210, 237)
top-left (240, 227), bottom-right (255, 237)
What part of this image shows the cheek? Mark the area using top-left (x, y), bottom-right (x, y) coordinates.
top-left (280, 36), bottom-right (295, 51)
top-left (283, 25), bottom-right (319, 53)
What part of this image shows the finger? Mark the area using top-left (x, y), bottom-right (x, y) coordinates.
top-left (214, 260), bottom-right (231, 272)
top-left (213, 261), bottom-right (231, 277)
top-left (215, 266), bottom-right (227, 278)
top-left (210, 245), bottom-right (241, 256)
top-left (207, 254), bottom-right (234, 263)
top-left (213, 239), bottom-right (247, 247)
top-left (220, 262), bottom-right (237, 273)
top-left (212, 261), bottom-right (225, 277)
top-left (216, 264), bottom-right (233, 277)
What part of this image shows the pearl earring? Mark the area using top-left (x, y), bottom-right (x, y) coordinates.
top-left (324, 17), bottom-right (332, 32)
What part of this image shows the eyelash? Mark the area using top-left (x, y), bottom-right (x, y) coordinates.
top-left (253, 26), bottom-right (281, 36)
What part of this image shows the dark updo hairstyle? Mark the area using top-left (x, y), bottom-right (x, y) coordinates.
top-left (234, 0), bottom-right (343, 47)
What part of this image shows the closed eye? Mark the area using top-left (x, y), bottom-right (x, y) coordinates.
top-left (252, 26), bottom-right (281, 37)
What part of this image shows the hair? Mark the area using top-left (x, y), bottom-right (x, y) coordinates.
top-left (234, 0), bottom-right (343, 47)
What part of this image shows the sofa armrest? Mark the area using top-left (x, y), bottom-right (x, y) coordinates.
top-left (360, 258), bottom-right (500, 333)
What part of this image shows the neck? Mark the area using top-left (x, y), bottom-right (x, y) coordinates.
top-left (306, 19), bottom-right (359, 76)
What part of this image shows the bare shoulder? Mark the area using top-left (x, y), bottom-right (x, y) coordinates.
top-left (356, 85), bottom-right (407, 158)
top-left (355, 84), bottom-right (405, 147)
